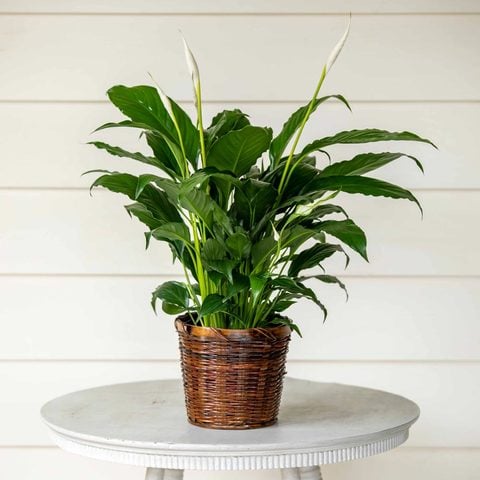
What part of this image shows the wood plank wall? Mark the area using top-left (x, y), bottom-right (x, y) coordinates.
top-left (0, 1), bottom-right (479, 479)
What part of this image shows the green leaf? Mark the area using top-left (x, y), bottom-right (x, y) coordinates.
top-left (134, 174), bottom-right (179, 203)
top-left (225, 273), bottom-right (250, 299)
top-left (299, 274), bottom-right (349, 299)
top-left (89, 171), bottom-right (182, 223)
top-left (168, 95), bottom-right (200, 165)
top-left (250, 275), bottom-right (269, 305)
top-left (271, 316), bottom-right (302, 336)
top-left (93, 119), bottom-right (154, 133)
top-left (287, 204), bottom-right (349, 228)
top-left (207, 125), bottom-right (272, 176)
top-left (321, 152), bottom-right (424, 177)
top-left (288, 243), bottom-right (345, 277)
top-left (301, 129), bottom-right (436, 157)
top-left (180, 167), bottom-right (240, 208)
top-left (315, 219), bottom-right (368, 261)
top-left (281, 225), bottom-right (316, 253)
top-left (105, 85), bottom-right (198, 166)
top-left (146, 132), bottom-right (183, 178)
top-left (180, 167), bottom-right (240, 191)
top-left (199, 294), bottom-right (227, 316)
top-left (179, 188), bottom-right (233, 235)
top-left (106, 85), bottom-right (173, 137)
top-left (151, 222), bottom-right (192, 245)
top-left (251, 236), bottom-right (276, 268)
top-left (125, 203), bottom-right (163, 230)
top-left (206, 109), bottom-right (250, 149)
top-left (88, 141), bottom-right (168, 170)
top-left (226, 232), bottom-right (251, 259)
top-left (201, 238), bottom-right (236, 282)
top-left (162, 302), bottom-right (187, 315)
top-left (266, 160), bottom-right (319, 200)
top-left (270, 95), bottom-right (351, 163)
top-left (271, 276), bottom-right (327, 320)
top-left (304, 175), bottom-right (422, 213)
top-left (151, 281), bottom-right (190, 313)
top-left (233, 179), bottom-right (277, 228)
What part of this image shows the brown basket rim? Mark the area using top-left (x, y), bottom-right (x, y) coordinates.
top-left (175, 317), bottom-right (291, 340)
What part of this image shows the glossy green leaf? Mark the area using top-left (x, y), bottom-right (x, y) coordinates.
top-left (288, 243), bottom-right (345, 277)
top-left (301, 129), bottom-right (436, 157)
top-left (145, 132), bottom-right (183, 177)
top-left (300, 274), bottom-right (349, 299)
top-left (315, 219), bottom-right (368, 261)
top-left (206, 109), bottom-right (250, 149)
top-left (104, 86), bottom-right (176, 141)
top-left (271, 276), bottom-right (327, 320)
top-left (250, 275), bottom-right (269, 305)
top-left (321, 152), bottom-right (424, 177)
top-left (89, 171), bottom-right (181, 223)
top-left (251, 236), bottom-right (276, 268)
top-left (270, 95), bottom-right (351, 163)
top-left (151, 222), bottom-right (192, 246)
top-left (201, 238), bottom-right (236, 282)
top-left (179, 188), bottom-right (233, 235)
top-left (88, 141), bottom-right (167, 170)
top-left (226, 232), bottom-right (251, 259)
top-left (207, 126), bottom-right (272, 176)
top-left (199, 294), bottom-right (227, 316)
top-left (233, 179), bottom-right (277, 227)
top-left (151, 281), bottom-right (190, 313)
top-left (105, 85), bottom-right (198, 166)
top-left (304, 175), bottom-right (422, 213)
top-left (125, 203), bottom-right (163, 230)
top-left (134, 174), bottom-right (179, 203)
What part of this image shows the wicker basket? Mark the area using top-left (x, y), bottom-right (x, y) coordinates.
top-left (175, 317), bottom-right (291, 430)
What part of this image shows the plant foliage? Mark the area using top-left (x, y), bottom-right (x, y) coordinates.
top-left (87, 28), bottom-right (435, 333)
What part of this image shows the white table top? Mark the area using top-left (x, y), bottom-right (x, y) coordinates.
top-left (41, 377), bottom-right (419, 471)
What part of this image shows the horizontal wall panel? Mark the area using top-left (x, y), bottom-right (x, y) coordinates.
top-left (0, 16), bottom-right (478, 101)
top-left (1, 447), bottom-right (479, 480)
top-left (1, 276), bottom-right (479, 361)
top-left (1, 362), bottom-right (478, 447)
top-left (0, 190), bottom-right (477, 275)
top-left (1, 0), bottom-right (479, 14)
top-left (0, 101), bottom-right (472, 189)
top-left (323, 447), bottom-right (480, 480)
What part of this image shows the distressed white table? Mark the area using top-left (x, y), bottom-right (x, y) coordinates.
top-left (41, 377), bottom-right (419, 479)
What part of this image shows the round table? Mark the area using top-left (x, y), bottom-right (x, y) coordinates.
top-left (41, 377), bottom-right (419, 480)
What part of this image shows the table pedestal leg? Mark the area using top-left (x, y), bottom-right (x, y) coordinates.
top-left (145, 468), bottom-right (184, 480)
top-left (281, 466), bottom-right (323, 480)
top-left (299, 466), bottom-right (323, 480)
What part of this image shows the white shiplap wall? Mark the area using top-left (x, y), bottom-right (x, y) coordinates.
top-left (0, 1), bottom-right (479, 479)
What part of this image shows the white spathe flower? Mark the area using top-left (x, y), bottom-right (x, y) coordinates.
top-left (325, 14), bottom-right (351, 73)
top-left (148, 72), bottom-right (175, 118)
top-left (157, 86), bottom-right (174, 118)
top-left (181, 34), bottom-right (201, 88)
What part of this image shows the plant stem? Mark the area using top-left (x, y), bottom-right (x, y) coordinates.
top-left (277, 66), bottom-right (327, 196)
top-left (195, 84), bottom-right (208, 169)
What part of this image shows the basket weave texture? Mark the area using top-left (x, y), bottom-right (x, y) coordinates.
top-left (175, 318), bottom-right (291, 430)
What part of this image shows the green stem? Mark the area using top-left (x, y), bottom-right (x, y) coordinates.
top-left (195, 83), bottom-right (208, 169)
top-left (277, 66), bottom-right (327, 196)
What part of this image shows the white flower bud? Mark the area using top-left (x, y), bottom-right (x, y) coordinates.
top-left (181, 35), bottom-right (201, 89)
top-left (325, 14), bottom-right (351, 73)
top-left (157, 86), bottom-right (174, 119)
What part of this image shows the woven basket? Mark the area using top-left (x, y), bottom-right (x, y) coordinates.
top-left (175, 317), bottom-right (291, 430)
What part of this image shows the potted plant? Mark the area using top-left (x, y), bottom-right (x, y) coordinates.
top-left (87, 20), bottom-right (434, 429)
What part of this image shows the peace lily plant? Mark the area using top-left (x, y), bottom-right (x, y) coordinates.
top-left (88, 20), bottom-right (434, 335)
